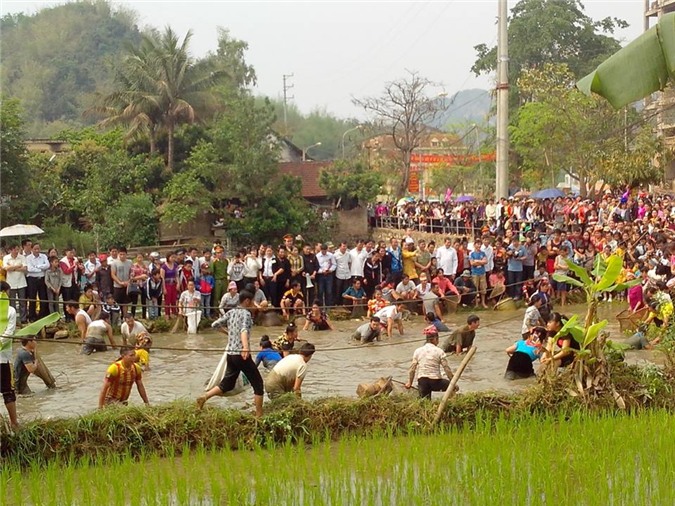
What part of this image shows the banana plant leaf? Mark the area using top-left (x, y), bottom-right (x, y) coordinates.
top-left (577, 12), bottom-right (675, 109)
top-left (594, 255), bottom-right (623, 292)
top-left (592, 254), bottom-right (607, 279)
top-left (0, 294), bottom-right (9, 355)
top-left (14, 313), bottom-right (61, 336)
top-left (551, 273), bottom-right (585, 288)
top-left (583, 320), bottom-right (608, 349)
top-left (553, 314), bottom-right (584, 345)
top-left (564, 258), bottom-right (592, 286)
top-left (608, 279), bottom-right (643, 292)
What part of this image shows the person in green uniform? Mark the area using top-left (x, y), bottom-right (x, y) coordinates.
top-left (211, 248), bottom-right (229, 309)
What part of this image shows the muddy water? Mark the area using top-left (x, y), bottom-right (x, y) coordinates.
top-left (15, 303), bottom-right (657, 421)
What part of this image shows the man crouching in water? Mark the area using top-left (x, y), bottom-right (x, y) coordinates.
top-left (405, 326), bottom-right (455, 399)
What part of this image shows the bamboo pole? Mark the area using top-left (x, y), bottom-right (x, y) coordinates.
top-left (432, 346), bottom-right (477, 426)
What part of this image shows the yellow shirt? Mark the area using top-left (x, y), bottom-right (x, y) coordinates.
top-left (0, 259), bottom-right (5, 282)
top-left (105, 360), bottom-right (142, 403)
top-left (135, 349), bottom-right (150, 367)
top-left (402, 249), bottom-right (418, 279)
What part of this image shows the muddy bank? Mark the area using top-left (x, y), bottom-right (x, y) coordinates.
top-left (12, 303), bottom-right (661, 421)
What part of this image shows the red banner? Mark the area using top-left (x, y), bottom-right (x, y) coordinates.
top-left (408, 172), bottom-right (419, 192)
top-left (409, 152), bottom-right (495, 165)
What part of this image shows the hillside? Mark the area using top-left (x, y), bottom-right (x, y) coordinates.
top-left (431, 88), bottom-right (493, 129)
top-left (0, 1), bottom-right (142, 136)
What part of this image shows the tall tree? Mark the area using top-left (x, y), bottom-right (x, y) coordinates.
top-left (472, 0), bottom-right (625, 107)
top-left (354, 71), bottom-right (444, 197)
top-left (97, 27), bottom-right (227, 172)
top-left (511, 64), bottom-right (663, 196)
top-left (0, 98), bottom-right (30, 223)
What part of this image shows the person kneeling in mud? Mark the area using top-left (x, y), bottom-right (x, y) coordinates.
top-left (624, 324), bottom-right (661, 350)
top-left (134, 333), bottom-right (153, 371)
top-left (504, 326), bottom-right (545, 380)
top-left (82, 312), bottom-right (117, 355)
top-left (539, 312), bottom-right (579, 369)
top-left (405, 326), bottom-right (455, 399)
top-left (256, 335), bottom-right (282, 370)
top-left (441, 314), bottom-right (480, 354)
top-left (265, 342), bottom-right (316, 399)
top-left (374, 303), bottom-right (405, 338)
top-left (351, 316), bottom-right (382, 344)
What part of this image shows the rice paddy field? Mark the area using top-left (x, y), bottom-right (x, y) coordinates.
top-left (3, 409), bottom-right (674, 505)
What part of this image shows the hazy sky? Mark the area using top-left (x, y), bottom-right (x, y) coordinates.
top-left (1, 1), bottom-right (647, 118)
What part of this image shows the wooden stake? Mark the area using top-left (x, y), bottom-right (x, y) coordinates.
top-left (432, 346), bottom-right (477, 426)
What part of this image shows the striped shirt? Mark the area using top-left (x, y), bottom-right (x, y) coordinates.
top-left (104, 360), bottom-right (142, 404)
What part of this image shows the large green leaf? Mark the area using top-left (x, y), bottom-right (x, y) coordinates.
top-left (564, 258), bottom-right (592, 286)
top-left (583, 320), bottom-right (608, 349)
top-left (0, 293), bottom-right (8, 337)
top-left (15, 313), bottom-right (62, 337)
top-left (592, 254), bottom-right (607, 279)
top-left (607, 279), bottom-right (642, 293)
top-left (551, 273), bottom-right (585, 288)
top-left (0, 293), bottom-right (10, 355)
top-left (594, 254), bottom-right (623, 292)
top-left (553, 314), bottom-right (584, 346)
top-left (577, 13), bottom-right (675, 109)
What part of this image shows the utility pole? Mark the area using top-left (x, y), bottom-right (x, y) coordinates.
top-left (282, 73), bottom-right (294, 136)
top-left (495, 0), bottom-right (509, 199)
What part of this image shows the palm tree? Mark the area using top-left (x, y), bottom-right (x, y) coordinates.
top-left (97, 27), bottom-right (226, 172)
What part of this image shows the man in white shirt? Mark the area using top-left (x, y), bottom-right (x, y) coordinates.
top-left (435, 238), bottom-right (458, 279)
top-left (349, 240), bottom-right (369, 280)
top-left (481, 236), bottom-right (494, 274)
top-left (120, 313), bottom-right (148, 346)
top-left (3, 244), bottom-right (28, 323)
top-left (315, 244), bottom-right (336, 307)
top-left (333, 242), bottom-right (352, 306)
top-left (25, 242), bottom-right (50, 321)
top-left (264, 342), bottom-right (315, 399)
top-left (0, 281), bottom-right (19, 428)
top-left (83, 251), bottom-right (101, 285)
top-left (374, 303), bottom-right (405, 338)
top-left (404, 326), bottom-right (455, 399)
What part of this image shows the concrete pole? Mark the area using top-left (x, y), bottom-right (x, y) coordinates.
top-left (495, 0), bottom-right (509, 199)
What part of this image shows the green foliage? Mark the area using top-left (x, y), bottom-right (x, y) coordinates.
top-left (268, 99), bottom-right (362, 160)
top-left (97, 26), bottom-right (233, 172)
top-left (38, 223), bottom-right (97, 254)
top-left (511, 64), bottom-right (663, 195)
top-left (0, 1), bottom-right (142, 135)
top-left (0, 97), bottom-right (30, 223)
top-left (97, 193), bottom-right (158, 247)
top-left (319, 159), bottom-right (384, 207)
top-left (472, 0), bottom-right (625, 107)
top-left (226, 175), bottom-right (315, 245)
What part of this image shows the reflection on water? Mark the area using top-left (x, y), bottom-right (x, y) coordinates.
top-left (15, 303), bottom-right (655, 421)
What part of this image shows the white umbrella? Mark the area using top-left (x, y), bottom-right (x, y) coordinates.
top-left (0, 224), bottom-right (45, 237)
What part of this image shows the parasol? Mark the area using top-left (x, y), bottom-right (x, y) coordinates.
top-left (455, 195), bottom-right (475, 203)
top-left (531, 188), bottom-right (565, 200)
top-left (0, 224), bottom-right (45, 237)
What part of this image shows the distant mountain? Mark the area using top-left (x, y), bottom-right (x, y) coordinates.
top-left (430, 88), bottom-right (493, 129)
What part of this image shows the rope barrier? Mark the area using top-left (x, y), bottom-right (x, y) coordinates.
top-left (2, 275), bottom-right (556, 313)
top-left (4, 311), bottom-right (526, 354)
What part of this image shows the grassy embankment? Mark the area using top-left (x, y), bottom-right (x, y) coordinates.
top-left (2, 408), bottom-right (674, 505)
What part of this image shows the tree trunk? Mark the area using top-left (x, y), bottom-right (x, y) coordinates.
top-left (579, 171), bottom-right (588, 198)
top-left (149, 134), bottom-right (157, 155)
top-left (399, 150), bottom-right (412, 197)
top-left (167, 121), bottom-right (175, 173)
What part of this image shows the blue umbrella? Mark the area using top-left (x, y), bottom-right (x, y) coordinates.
top-left (531, 188), bottom-right (565, 199)
top-left (455, 195), bottom-right (475, 203)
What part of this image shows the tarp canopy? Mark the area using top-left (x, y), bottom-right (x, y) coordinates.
top-left (577, 12), bottom-right (675, 109)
